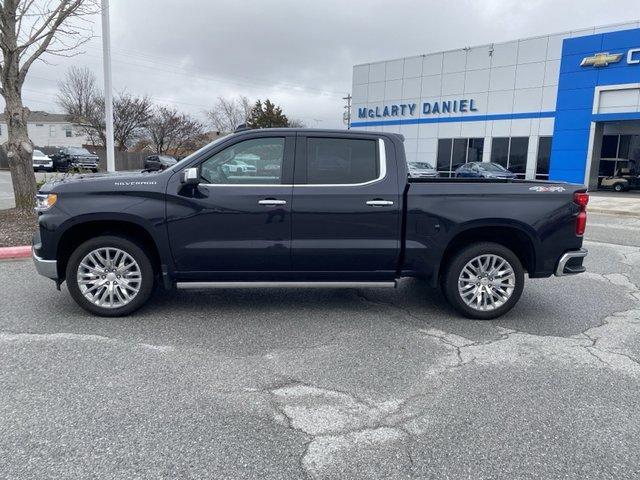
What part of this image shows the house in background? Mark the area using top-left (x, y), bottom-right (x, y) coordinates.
top-left (0, 110), bottom-right (89, 149)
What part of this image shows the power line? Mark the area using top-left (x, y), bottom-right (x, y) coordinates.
top-left (23, 76), bottom-right (216, 112)
top-left (77, 40), bottom-right (345, 98)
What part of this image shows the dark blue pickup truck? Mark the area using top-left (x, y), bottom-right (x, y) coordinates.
top-left (32, 128), bottom-right (589, 319)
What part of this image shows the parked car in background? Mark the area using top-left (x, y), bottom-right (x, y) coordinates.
top-left (32, 149), bottom-right (53, 172)
top-left (455, 162), bottom-right (517, 179)
top-left (408, 161), bottom-right (439, 178)
top-left (223, 159), bottom-right (257, 175)
top-left (144, 155), bottom-right (177, 171)
top-left (50, 147), bottom-right (99, 172)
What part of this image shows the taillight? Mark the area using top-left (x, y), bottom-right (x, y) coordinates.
top-left (573, 192), bottom-right (588, 236)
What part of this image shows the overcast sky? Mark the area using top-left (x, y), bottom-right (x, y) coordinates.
top-left (16, 0), bottom-right (640, 129)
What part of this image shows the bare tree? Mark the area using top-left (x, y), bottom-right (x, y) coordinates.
top-left (146, 106), bottom-right (206, 157)
top-left (57, 67), bottom-right (153, 150)
top-left (0, 0), bottom-right (98, 209)
top-left (110, 92), bottom-right (153, 150)
top-left (288, 118), bottom-right (306, 128)
top-left (56, 65), bottom-right (101, 144)
top-left (206, 96), bottom-right (251, 134)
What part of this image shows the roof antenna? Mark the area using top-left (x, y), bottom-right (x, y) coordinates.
top-left (235, 124), bottom-right (250, 132)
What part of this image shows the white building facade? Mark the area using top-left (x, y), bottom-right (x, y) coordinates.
top-left (0, 111), bottom-right (89, 149)
top-left (351, 21), bottom-right (640, 187)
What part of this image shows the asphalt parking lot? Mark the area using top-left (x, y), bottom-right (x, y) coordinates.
top-left (1, 213), bottom-right (639, 479)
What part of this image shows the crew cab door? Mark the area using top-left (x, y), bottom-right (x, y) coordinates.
top-left (291, 134), bottom-right (401, 280)
top-left (165, 132), bottom-right (295, 277)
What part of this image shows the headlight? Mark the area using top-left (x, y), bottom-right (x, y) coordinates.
top-left (35, 193), bottom-right (57, 211)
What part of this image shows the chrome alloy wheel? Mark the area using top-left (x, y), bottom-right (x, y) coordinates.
top-left (76, 247), bottom-right (142, 309)
top-left (457, 254), bottom-right (516, 311)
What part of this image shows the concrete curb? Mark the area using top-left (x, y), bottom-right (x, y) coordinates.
top-left (0, 245), bottom-right (31, 260)
top-left (589, 208), bottom-right (640, 218)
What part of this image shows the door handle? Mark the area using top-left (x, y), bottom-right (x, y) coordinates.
top-left (258, 199), bottom-right (287, 206)
top-left (366, 200), bottom-right (394, 207)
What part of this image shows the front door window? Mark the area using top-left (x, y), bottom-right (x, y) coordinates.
top-left (200, 137), bottom-right (285, 184)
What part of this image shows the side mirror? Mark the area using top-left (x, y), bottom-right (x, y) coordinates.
top-left (181, 167), bottom-right (199, 185)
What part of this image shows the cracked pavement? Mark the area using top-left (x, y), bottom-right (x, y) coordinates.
top-left (1, 213), bottom-right (640, 479)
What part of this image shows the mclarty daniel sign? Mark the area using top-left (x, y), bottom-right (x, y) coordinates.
top-left (358, 98), bottom-right (479, 119)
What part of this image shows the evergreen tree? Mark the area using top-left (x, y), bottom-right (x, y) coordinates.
top-left (246, 99), bottom-right (290, 128)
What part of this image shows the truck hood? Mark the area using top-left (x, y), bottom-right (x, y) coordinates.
top-left (39, 170), bottom-right (163, 193)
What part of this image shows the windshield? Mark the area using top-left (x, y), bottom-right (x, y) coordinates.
top-left (68, 147), bottom-right (91, 155)
top-left (479, 163), bottom-right (509, 172)
top-left (409, 162), bottom-right (434, 169)
top-left (33, 150), bottom-right (45, 156)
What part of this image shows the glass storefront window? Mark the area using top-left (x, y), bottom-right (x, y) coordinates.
top-left (436, 139), bottom-right (453, 176)
top-left (598, 134), bottom-right (640, 182)
top-left (618, 135), bottom-right (631, 159)
top-left (598, 159), bottom-right (616, 177)
top-left (451, 138), bottom-right (467, 172)
top-left (490, 137), bottom-right (529, 177)
top-left (490, 138), bottom-right (509, 167)
top-left (468, 138), bottom-right (484, 163)
top-left (436, 138), bottom-right (485, 177)
top-left (508, 137), bottom-right (529, 176)
top-left (536, 137), bottom-right (552, 179)
top-left (601, 135), bottom-right (618, 159)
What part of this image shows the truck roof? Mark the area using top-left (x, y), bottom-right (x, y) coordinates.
top-left (232, 127), bottom-right (404, 141)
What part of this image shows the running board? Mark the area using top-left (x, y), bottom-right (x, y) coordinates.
top-left (176, 281), bottom-right (397, 289)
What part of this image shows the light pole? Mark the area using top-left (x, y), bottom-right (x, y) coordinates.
top-left (101, 0), bottom-right (115, 172)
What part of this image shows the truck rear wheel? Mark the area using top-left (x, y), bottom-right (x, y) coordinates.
top-left (442, 242), bottom-right (524, 320)
top-left (66, 235), bottom-right (154, 317)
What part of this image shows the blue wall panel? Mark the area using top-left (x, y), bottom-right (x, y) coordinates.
top-left (549, 27), bottom-right (640, 184)
top-left (550, 130), bottom-right (591, 151)
top-left (554, 109), bottom-right (593, 131)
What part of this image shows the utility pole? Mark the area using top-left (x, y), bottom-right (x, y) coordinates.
top-left (101, 0), bottom-right (115, 172)
top-left (342, 94), bottom-right (352, 129)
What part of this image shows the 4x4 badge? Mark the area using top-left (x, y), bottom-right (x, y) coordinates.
top-left (529, 186), bottom-right (565, 192)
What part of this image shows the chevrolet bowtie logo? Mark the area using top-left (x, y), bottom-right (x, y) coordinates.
top-left (580, 52), bottom-right (623, 67)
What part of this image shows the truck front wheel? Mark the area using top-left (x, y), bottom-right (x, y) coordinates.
top-left (442, 242), bottom-right (524, 320)
top-left (66, 236), bottom-right (155, 317)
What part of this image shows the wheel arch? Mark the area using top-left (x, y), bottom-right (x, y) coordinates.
top-left (437, 223), bottom-right (537, 284)
top-left (56, 216), bottom-right (162, 282)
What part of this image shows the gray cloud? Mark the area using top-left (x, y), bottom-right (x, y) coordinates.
top-left (13, 0), bottom-right (640, 128)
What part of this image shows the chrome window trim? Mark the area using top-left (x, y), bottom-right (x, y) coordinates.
top-left (198, 138), bottom-right (386, 188)
top-left (199, 184), bottom-right (293, 187)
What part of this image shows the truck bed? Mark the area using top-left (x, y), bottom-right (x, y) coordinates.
top-left (402, 179), bottom-right (586, 284)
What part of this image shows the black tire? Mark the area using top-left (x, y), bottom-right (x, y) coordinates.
top-left (66, 235), bottom-right (155, 317)
top-left (613, 183), bottom-right (625, 192)
top-left (442, 242), bottom-right (524, 320)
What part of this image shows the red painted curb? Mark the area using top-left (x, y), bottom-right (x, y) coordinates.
top-left (0, 245), bottom-right (31, 260)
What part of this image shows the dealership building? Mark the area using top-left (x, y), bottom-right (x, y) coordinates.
top-left (350, 21), bottom-right (640, 186)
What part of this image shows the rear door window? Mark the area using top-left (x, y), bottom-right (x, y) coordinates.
top-left (305, 138), bottom-right (379, 185)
